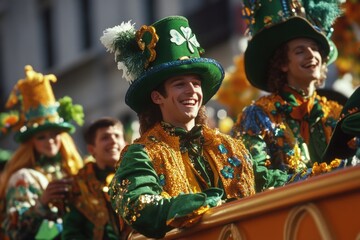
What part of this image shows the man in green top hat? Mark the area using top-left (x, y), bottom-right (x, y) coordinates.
top-left (232, 0), bottom-right (346, 193)
top-left (100, 15), bottom-right (255, 238)
top-left (322, 87), bottom-right (360, 165)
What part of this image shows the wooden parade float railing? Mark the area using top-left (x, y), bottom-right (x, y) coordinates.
top-left (129, 165), bottom-right (360, 240)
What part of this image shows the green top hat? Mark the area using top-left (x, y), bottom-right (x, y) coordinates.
top-left (100, 16), bottom-right (224, 113)
top-left (242, 0), bottom-right (341, 92)
top-left (322, 87), bottom-right (360, 163)
top-left (0, 65), bottom-right (84, 143)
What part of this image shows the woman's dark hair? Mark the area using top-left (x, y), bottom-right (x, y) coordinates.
top-left (267, 40), bottom-right (328, 93)
top-left (138, 81), bottom-right (207, 134)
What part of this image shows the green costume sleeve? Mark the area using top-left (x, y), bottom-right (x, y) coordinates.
top-left (62, 205), bottom-right (91, 240)
top-left (242, 135), bottom-right (288, 192)
top-left (109, 144), bottom-right (218, 239)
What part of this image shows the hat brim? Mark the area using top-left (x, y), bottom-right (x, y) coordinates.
top-left (15, 122), bottom-right (75, 143)
top-left (245, 17), bottom-right (330, 92)
top-left (125, 58), bottom-right (224, 113)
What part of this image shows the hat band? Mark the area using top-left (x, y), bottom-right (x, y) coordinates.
top-left (19, 115), bottom-right (65, 134)
top-left (25, 104), bottom-right (59, 120)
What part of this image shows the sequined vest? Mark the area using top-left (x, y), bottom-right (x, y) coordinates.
top-left (244, 93), bottom-right (342, 169)
top-left (71, 162), bottom-right (117, 239)
top-left (133, 123), bottom-right (255, 199)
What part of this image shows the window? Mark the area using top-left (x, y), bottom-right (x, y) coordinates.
top-left (79, 0), bottom-right (92, 50)
top-left (187, 0), bottom-right (231, 48)
top-left (39, 0), bottom-right (54, 68)
top-left (144, 0), bottom-right (156, 24)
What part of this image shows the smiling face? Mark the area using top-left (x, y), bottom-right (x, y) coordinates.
top-left (151, 74), bottom-right (203, 130)
top-left (282, 38), bottom-right (323, 92)
top-left (32, 130), bottom-right (62, 158)
top-left (87, 125), bottom-right (126, 169)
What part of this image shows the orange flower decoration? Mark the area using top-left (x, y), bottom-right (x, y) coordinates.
top-left (136, 25), bottom-right (159, 69)
top-left (0, 111), bottom-right (20, 134)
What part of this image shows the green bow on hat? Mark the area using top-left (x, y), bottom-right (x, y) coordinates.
top-left (100, 16), bottom-right (224, 113)
top-left (322, 87), bottom-right (360, 163)
top-left (242, 0), bottom-right (342, 92)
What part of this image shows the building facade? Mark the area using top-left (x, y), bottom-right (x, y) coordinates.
top-left (0, 0), bottom-right (244, 151)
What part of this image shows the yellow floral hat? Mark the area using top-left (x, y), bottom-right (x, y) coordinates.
top-left (0, 65), bottom-right (84, 143)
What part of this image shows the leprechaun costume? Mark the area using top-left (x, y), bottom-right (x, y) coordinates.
top-left (101, 16), bottom-right (255, 238)
top-left (62, 161), bottom-right (123, 240)
top-left (322, 87), bottom-right (360, 165)
top-left (0, 65), bottom-right (84, 240)
top-left (232, 0), bottom-right (345, 193)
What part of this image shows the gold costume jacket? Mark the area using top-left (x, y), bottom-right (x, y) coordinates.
top-left (109, 122), bottom-right (255, 238)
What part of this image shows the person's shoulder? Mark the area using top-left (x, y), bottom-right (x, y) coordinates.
top-left (132, 123), bottom-right (173, 147)
top-left (70, 162), bottom-right (100, 198)
top-left (122, 143), bottom-right (147, 153)
top-left (9, 168), bottom-right (46, 180)
top-left (252, 93), bottom-right (282, 108)
top-left (203, 125), bottom-right (236, 142)
top-left (203, 126), bottom-right (250, 153)
top-left (235, 93), bottom-right (280, 120)
top-left (75, 161), bottom-right (95, 178)
top-left (317, 95), bottom-right (343, 118)
top-left (8, 168), bottom-right (48, 188)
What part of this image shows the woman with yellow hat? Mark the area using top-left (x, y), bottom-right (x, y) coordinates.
top-left (0, 65), bottom-right (84, 239)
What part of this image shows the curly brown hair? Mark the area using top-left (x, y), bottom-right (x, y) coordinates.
top-left (267, 41), bottom-right (328, 93)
